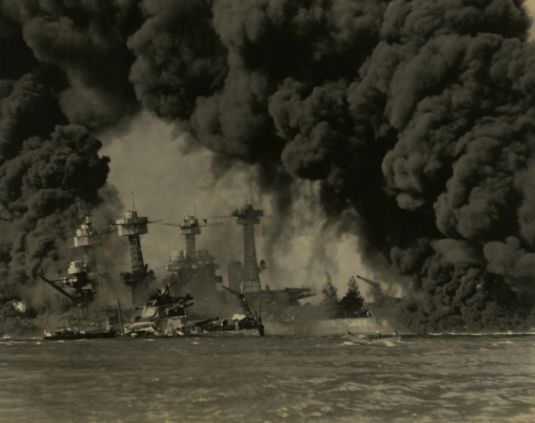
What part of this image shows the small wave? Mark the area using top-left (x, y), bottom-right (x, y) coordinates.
top-left (307, 377), bottom-right (338, 385)
top-left (429, 332), bottom-right (535, 336)
top-left (342, 340), bottom-right (399, 347)
top-left (492, 341), bottom-right (513, 346)
top-left (0, 341), bottom-right (26, 345)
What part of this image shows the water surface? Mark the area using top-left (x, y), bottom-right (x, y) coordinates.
top-left (1, 335), bottom-right (533, 422)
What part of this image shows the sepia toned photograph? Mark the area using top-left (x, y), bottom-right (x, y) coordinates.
top-left (1, 1), bottom-right (534, 422)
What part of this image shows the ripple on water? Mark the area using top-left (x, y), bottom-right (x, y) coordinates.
top-left (0, 335), bottom-right (533, 423)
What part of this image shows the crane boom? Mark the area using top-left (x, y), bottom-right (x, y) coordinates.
top-left (221, 285), bottom-right (256, 320)
top-left (39, 275), bottom-right (80, 304)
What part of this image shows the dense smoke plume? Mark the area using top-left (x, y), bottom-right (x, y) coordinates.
top-left (0, 1), bottom-right (136, 312)
top-left (2, 0), bottom-right (535, 333)
top-left (126, 0), bottom-right (535, 332)
top-left (0, 67), bottom-right (111, 303)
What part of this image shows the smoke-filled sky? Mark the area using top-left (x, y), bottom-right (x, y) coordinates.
top-left (99, 0), bottom-right (535, 301)
top-left (99, 112), bottom-right (370, 299)
top-left (3, 0), bottom-right (535, 331)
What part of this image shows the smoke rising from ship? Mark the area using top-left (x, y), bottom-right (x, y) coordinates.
top-left (1, 0), bottom-right (535, 332)
top-left (0, 65), bottom-right (111, 304)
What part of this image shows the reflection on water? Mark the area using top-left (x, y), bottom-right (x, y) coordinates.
top-left (1, 335), bottom-right (534, 423)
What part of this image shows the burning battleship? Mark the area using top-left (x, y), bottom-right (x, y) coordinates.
top-left (40, 198), bottom-right (170, 339)
top-left (159, 201), bottom-right (320, 332)
top-left (160, 215), bottom-right (224, 305)
top-left (224, 202), bottom-right (316, 322)
top-left (40, 202), bottom-right (118, 339)
top-left (39, 196), bottom-right (322, 339)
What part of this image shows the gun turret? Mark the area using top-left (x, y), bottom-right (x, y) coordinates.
top-left (142, 285), bottom-right (195, 320)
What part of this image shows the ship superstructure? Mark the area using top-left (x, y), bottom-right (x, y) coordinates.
top-left (178, 215), bottom-right (201, 258)
top-left (231, 203), bottom-right (264, 294)
top-left (162, 215), bottom-right (223, 299)
top-left (73, 201), bottom-right (101, 265)
top-left (40, 261), bottom-right (94, 308)
top-left (223, 201), bottom-right (316, 320)
top-left (40, 202), bottom-right (115, 309)
top-left (116, 209), bottom-right (157, 308)
top-left (72, 202), bottom-right (117, 302)
top-left (40, 201), bottom-right (123, 317)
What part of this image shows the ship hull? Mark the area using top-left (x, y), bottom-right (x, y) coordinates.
top-left (264, 317), bottom-right (397, 336)
top-left (197, 328), bottom-right (261, 337)
top-left (43, 330), bottom-right (116, 341)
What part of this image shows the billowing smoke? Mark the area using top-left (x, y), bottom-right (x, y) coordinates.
top-left (0, 1), bottom-right (135, 315)
top-left (2, 0), bottom-right (535, 333)
top-left (1, 0), bottom-right (143, 129)
top-left (124, 0), bottom-right (535, 332)
top-left (0, 67), bottom-right (111, 300)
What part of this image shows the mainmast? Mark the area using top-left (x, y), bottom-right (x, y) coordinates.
top-left (232, 203), bottom-right (264, 294)
top-left (116, 200), bottom-right (158, 307)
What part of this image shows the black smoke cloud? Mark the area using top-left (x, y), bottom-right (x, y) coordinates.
top-left (0, 0), bottom-right (127, 307)
top-left (126, 0), bottom-right (535, 332)
top-left (1, 0), bottom-right (143, 129)
top-left (0, 67), bottom-right (111, 302)
top-left (2, 0), bottom-right (535, 333)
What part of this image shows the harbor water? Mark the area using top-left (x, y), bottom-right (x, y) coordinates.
top-left (0, 334), bottom-right (534, 423)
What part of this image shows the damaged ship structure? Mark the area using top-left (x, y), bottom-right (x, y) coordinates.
top-left (121, 285), bottom-right (220, 338)
top-left (161, 215), bottom-right (224, 305)
top-left (40, 202), bottom-right (118, 340)
top-left (223, 202), bottom-right (394, 336)
top-left (115, 209), bottom-right (158, 308)
top-left (40, 199), bottom-right (394, 339)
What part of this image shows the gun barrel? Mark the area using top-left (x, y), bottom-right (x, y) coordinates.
top-left (357, 275), bottom-right (379, 285)
top-left (193, 317), bottom-right (219, 327)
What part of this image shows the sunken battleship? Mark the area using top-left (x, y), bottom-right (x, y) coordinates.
top-left (39, 198), bottom-right (392, 339)
top-left (151, 200), bottom-right (393, 336)
top-left (40, 202), bottom-right (118, 340)
top-left (160, 204), bottom-right (317, 324)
